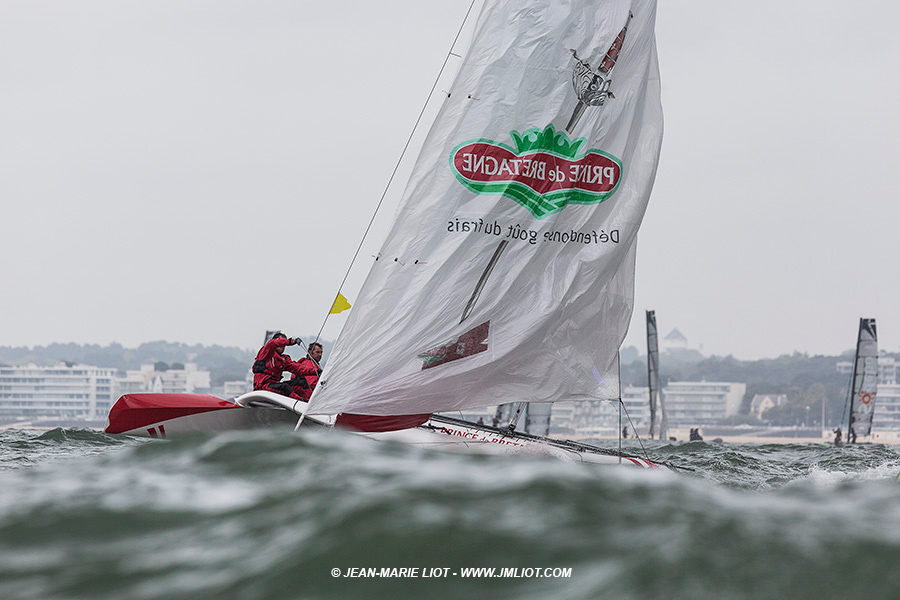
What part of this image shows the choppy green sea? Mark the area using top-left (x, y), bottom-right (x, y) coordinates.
top-left (2, 427), bottom-right (899, 600)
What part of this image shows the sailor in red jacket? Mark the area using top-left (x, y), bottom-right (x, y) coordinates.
top-left (289, 342), bottom-right (323, 401)
top-left (252, 333), bottom-right (319, 399)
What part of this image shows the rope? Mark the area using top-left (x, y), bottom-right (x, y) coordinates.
top-left (311, 0), bottom-right (480, 348)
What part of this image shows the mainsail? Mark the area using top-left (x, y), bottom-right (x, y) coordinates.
top-left (847, 318), bottom-right (878, 441)
top-left (309, 0), bottom-right (663, 417)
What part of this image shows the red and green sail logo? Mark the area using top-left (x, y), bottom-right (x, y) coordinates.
top-left (450, 124), bottom-right (621, 219)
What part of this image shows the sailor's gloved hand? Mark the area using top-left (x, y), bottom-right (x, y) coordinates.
top-left (290, 337), bottom-right (302, 346)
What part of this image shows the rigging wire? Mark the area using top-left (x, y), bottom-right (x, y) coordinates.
top-left (619, 400), bottom-right (651, 462)
top-left (311, 0), bottom-right (480, 349)
top-left (839, 368), bottom-right (852, 438)
top-left (841, 326), bottom-right (862, 440)
top-left (299, 0), bottom-right (480, 427)
top-left (615, 352), bottom-right (652, 464)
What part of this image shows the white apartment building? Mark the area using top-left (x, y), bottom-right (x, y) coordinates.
top-left (556, 386), bottom-right (653, 437)
top-left (223, 379), bottom-right (252, 398)
top-left (869, 383), bottom-right (900, 433)
top-left (549, 401), bottom-right (577, 434)
top-left (117, 363), bottom-right (211, 395)
top-left (0, 363), bottom-right (117, 421)
top-left (836, 354), bottom-right (898, 385)
top-left (662, 381), bottom-right (746, 427)
top-left (834, 356), bottom-right (900, 435)
top-left (568, 383), bottom-right (745, 434)
top-left (622, 386), bottom-right (652, 427)
top-left (872, 383), bottom-right (900, 431)
top-left (883, 357), bottom-right (899, 384)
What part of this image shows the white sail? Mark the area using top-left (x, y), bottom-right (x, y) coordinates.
top-left (310, 0), bottom-right (662, 417)
top-left (848, 318), bottom-right (878, 439)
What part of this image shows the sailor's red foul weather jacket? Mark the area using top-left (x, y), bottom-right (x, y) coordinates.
top-left (290, 358), bottom-right (322, 401)
top-left (252, 338), bottom-right (319, 390)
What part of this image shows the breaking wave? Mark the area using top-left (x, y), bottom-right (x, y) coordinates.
top-left (1, 428), bottom-right (900, 600)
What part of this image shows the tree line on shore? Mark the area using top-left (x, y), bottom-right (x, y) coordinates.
top-left (0, 338), bottom-right (331, 388)
top-left (620, 347), bottom-right (898, 427)
top-left (2, 341), bottom-right (893, 427)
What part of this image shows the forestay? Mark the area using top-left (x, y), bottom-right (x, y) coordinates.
top-left (309, 0), bottom-right (663, 417)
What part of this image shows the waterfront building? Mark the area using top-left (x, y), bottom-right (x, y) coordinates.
top-left (549, 401), bottom-right (576, 435)
top-left (662, 329), bottom-right (688, 351)
top-left (116, 366), bottom-right (152, 395)
top-left (0, 363), bottom-right (117, 422)
top-left (117, 363), bottom-right (211, 395)
top-left (662, 381), bottom-right (745, 427)
top-left (869, 358), bottom-right (899, 436)
top-left (558, 386), bottom-right (651, 437)
top-left (620, 386), bottom-right (651, 432)
top-left (836, 354), bottom-right (898, 386)
top-left (223, 380), bottom-right (252, 398)
top-left (871, 383), bottom-right (900, 433)
top-left (879, 356), bottom-right (898, 385)
top-left (750, 394), bottom-right (787, 419)
top-left (429, 381), bottom-right (747, 437)
top-left (156, 363), bottom-right (210, 394)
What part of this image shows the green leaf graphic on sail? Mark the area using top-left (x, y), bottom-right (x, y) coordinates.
top-left (450, 125), bottom-right (622, 219)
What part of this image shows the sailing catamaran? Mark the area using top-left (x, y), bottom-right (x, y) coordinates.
top-left (106, 0), bottom-right (672, 468)
top-left (841, 318), bottom-right (878, 444)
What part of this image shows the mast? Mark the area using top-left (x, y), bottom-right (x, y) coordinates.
top-left (658, 389), bottom-right (668, 441)
top-left (845, 335), bottom-right (860, 443)
top-left (646, 310), bottom-right (659, 439)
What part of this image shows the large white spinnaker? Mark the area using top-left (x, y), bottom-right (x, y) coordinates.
top-left (310, 0), bottom-right (663, 417)
top-left (848, 318), bottom-right (878, 440)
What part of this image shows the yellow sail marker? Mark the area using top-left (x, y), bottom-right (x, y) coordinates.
top-left (329, 293), bottom-right (352, 314)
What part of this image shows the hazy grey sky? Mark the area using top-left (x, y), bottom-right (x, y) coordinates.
top-left (2, 1), bottom-right (898, 359)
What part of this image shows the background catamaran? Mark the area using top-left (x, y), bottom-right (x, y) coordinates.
top-left (106, 0), bottom-right (673, 468)
top-left (839, 318), bottom-right (878, 444)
